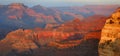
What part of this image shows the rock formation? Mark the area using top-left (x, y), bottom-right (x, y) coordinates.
top-left (0, 14), bottom-right (108, 56)
top-left (99, 7), bottom-right (120, 56)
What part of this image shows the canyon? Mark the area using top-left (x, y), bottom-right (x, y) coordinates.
top-left (0, 3), bottom-right (119, 56)
top-left (0, 15), bottom-right (107, 56)
top-left (0, 3), bottom-right (119, 39)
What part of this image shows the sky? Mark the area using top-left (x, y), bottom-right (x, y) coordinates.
top-left (0, 0), bottom-right (120, 7)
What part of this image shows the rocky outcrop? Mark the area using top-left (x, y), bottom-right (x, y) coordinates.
top-left (99, 7), bottom-right (120, 56)
top-left (0, 29), bottom-right (39, 55)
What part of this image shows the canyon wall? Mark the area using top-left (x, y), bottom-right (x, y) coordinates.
top-left (99, 7), bottom-right (120, 56)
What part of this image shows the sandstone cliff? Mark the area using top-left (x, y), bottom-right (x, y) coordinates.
top-left (99, 7), bottom-right (120, 56)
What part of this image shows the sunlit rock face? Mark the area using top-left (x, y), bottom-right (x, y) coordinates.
top-left (0, 29), bottom-right (39, 56)
top-left (99, 7), bottom-right (120, 56)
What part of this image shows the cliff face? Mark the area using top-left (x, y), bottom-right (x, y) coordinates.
top-left (99, 7), bottom-right (120, 56)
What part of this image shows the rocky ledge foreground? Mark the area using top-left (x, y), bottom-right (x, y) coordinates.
top-left (99, 7), bottom-right (120, 56)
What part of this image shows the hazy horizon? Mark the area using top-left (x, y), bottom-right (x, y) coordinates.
top-left (0, 0), bottom-right (120, 7)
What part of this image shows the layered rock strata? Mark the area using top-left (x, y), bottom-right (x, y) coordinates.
top-left (99, 8), bottom-right (120, 56)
